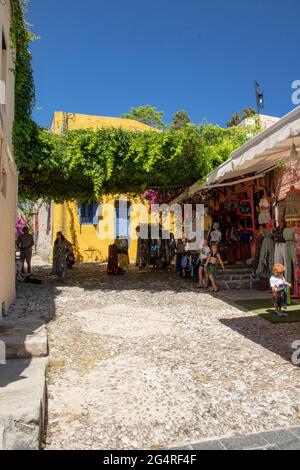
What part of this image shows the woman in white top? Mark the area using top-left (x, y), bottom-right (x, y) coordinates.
top-left (197, 239), bottom-right (211, 288)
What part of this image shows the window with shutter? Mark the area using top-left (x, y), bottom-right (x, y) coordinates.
top-left (77, 202), bottom-right (99, 225)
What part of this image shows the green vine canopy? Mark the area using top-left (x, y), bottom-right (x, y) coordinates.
top-left (18, 124), bottom-right (261, 202)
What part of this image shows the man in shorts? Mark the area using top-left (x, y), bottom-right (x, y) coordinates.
top-left (17, 227), bottom-right (34, 274)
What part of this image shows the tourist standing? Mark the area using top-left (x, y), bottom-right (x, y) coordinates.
top-left (197, 239), bottom-right (210, 288)
top-left (17, 226), bottom-right (34, 274)
top-left (205, 243), bottom-right (225, 292)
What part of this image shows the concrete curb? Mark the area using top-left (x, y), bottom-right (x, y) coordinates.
top-left (0, 324), bottom-right (48, 360)
top-left (0, 358), bottom-right (48, 450)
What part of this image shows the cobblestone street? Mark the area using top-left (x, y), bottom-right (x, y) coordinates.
top-left (19, 262), bottom-right (300, 450)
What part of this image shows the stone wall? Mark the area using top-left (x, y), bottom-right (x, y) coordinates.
top-left (36, 202), bottom-right (53, 262)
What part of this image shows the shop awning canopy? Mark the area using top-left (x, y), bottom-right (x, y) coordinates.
top-left (173, 106), bottom-right (300, 203)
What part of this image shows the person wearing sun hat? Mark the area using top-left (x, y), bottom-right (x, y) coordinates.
top-left (270, 264), bottom-right (292, 317)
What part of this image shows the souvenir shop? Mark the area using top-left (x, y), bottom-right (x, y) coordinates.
top-left (172, 106), bottom-right (300, 294)
top-left (203, 170), bottom-right (300, 294)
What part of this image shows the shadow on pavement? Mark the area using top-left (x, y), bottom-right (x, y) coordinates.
top-left (220, 312), bottom-right (300, 364)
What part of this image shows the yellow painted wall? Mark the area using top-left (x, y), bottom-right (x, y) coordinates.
top-left (51, 111), bottom-right (159, 134)
top-left (53, 197), bottom-right (151, 263)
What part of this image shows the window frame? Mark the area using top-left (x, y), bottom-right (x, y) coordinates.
top-left (78, 201), bottom-right (99, 225)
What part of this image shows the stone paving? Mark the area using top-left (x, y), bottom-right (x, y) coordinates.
top-left (172, 426), bottom-right (300, 450)
top-left (12, 261), bottom-right (300, 450)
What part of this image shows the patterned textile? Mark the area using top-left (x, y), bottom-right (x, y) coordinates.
top-left (52, 240), bottom-right (68, 277)
top-left (273, 228), bottom-right (285, 244)
top-left (256, 233), bottom-right (274, 278)
top-left (136, 238), bottom-right (150, 268)
top-left (107, 244), bottom-right (120, 274)
top-left (283, 226), bottom-right (296, 242)
top-left (274, 243), bottom-right (287, 267)
top-left (283, 227), bottom-right (296, 283)
top-left (258, 210), bottom-right (271, 225)
top-left (285, 241), bottom-right (296, 284)
top-left (118, 253), bottom-right (129, 272)
top-left (210, 229), bottom-right (222, 244)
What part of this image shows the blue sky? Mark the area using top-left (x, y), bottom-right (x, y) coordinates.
top-left (28, 0), bottom-right (300, 128)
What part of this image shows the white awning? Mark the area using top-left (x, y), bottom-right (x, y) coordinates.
top-left (172, 106), bottom-right (300, 203)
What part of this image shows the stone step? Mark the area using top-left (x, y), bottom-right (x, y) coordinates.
top-left (225, 264), bottom-right (249, 269)
top-left (222, 268), bottom-right (253, 275)
top-left (217, 279), bottom-right (262, 290)
top-left (217, 273), bottom-right (255, 281)
top-left (0, 358), bottom-right (48, 450)
top-left (0, 324), bottom-right (48, 359)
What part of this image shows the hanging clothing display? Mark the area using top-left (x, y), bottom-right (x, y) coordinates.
top-left (175, 239), bottom-right (185, 274)
top-left (283, 226), bottom-right (296, 283)
top-left (136, 224), bottom-right (175, 269)
top-left (256, 230), bottom-right (274, 279)
top-left (117, 253), bottom-right (129, 272)
top-left (274, 243), bottom-right (287, 267)
top-left (114, 238), bottom-right (129, 272)
top-left (258, 197), bottom-right (271, 225)
top-left (150, 240), bottom-right (158, 259)
top-left (52, 240), bottom-right (68, 277)
top-left (136, 238), bottom-right (150, 268)
top-left (254, 229), bottom-right (263, 271)
top-left (273, 227), bottom-right (287, 267)
top-left (107, 244), bottom-right (120, 274)
top-left (210, 223), bottom-right (222, 244)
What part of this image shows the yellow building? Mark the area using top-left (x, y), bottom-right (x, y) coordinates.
top-left (36, 112), bottom-right (157, 263)
top-left (0, 0), bottom-right (17, 316)
top-left (50, 111), bottom-right (158, 134)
